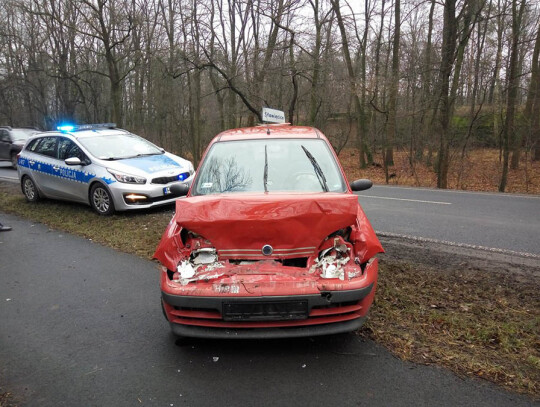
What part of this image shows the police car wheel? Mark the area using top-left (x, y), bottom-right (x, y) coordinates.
top-left (90, 184), bottom-right (115, 216)
top-left (22, 177), bottom-right (40, 202)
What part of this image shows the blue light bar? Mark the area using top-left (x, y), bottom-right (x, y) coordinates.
top-left (57, 125), bottom-right (75, 132)
top-left (56, 123), bottom-right (116, 133)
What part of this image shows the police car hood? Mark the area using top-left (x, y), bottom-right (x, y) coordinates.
top-left (173, 193), bottom-right (359, 256)
top-left (108, 153), bottom-right (188, 176)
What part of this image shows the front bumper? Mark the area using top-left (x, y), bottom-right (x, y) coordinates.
top-left (108, 175), bottom-right (194, 211)
top-left (161, 258), bottom-right (378, 339)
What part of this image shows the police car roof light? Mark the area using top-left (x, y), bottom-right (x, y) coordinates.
top-left (57, 123), bottom-right (117, 133)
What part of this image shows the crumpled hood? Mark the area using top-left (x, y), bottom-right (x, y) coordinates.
top-left (174, 193), bottom-right (359, 258)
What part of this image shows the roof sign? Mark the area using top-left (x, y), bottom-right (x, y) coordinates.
top-left (262, 108), bottom-right (285, 124)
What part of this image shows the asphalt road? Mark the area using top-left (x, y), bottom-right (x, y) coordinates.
top-left (0, 213), bottom-right (536, 406)
top-left (0, 162), bottom-right (17, 182)
top-left (357, 185), bottom-right (540, 256)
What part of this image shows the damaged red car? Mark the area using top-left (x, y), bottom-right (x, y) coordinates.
top-left (154, 124), bottom-right (383, 339)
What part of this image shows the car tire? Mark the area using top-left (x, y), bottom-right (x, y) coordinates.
top-left (11, 153), bottom-right (18, 169)
top-left (21, 176), bottom-right (40, 202)
top-left (90, 183), bottom-right (115, 216)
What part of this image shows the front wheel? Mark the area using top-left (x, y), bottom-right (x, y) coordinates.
top-left (90, 183), bottom-right (115, 216)
top-left (22, 176), bottom-right (40, 202)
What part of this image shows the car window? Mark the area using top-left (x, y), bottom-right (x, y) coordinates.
top-left (34, 137), bottom-right (58, 158)
top-left (57, 137), bottom-right (88, 162)
top-left (192, 138), bottom-right (347, 195)
top-left (26, 139), bottom-right (40, 151)
top-left (0, 130), bottom-right (9, 142)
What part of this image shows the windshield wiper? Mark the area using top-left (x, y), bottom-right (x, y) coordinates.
top-left (263, 144), bottom-right (268, 193)
top-left (124, 153), bottom-right (160, 159)
top-left (301, 145), bottom-right (329, 192)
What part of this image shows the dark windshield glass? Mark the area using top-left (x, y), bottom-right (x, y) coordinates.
top-left (192, 139), bottom-right (346, 195)
top-left (79, 133), bottom-right (162, 160)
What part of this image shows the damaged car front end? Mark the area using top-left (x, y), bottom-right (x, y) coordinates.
top-left (154, 126), bottom-right (383, 339)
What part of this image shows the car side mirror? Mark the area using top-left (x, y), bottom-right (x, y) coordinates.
top-left (169, 183), bottom-right (189, 197)
top-left (65, 157), bottom-right (82, 166)
top-left (350, 179), bottom-right (373, 191)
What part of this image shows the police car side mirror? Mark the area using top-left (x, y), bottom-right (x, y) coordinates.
top-left (350, 179), bottom-right (373, 191)
top-left (65, 157), bottom-right (82, 166)
top-left (170, 183), bottom-right (189, 197)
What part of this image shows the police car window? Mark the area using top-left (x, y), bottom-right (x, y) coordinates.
top-left (57, 138), bottom-right (72, 160)
top-left (34, 137), bottom-right (58, 158)
top-left (26, 139), bottom-right (40, 151)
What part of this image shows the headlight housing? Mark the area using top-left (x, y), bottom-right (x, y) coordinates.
top-left (188, 162), bottom-right (195, 175)
top-left (107, 169), bottom-right (146, 184)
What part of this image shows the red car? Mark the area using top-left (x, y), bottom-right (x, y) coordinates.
top-left (154, 124), bottom-right (383, 339)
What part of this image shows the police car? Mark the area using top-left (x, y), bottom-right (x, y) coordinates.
top-left (17, 123), bottom-right (194, 215)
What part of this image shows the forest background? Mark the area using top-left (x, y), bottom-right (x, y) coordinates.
top-left (1, 0), bottom-right (539, 193)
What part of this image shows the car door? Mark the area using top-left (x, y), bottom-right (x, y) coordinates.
top-left (0, 129), bottom-right (10, 160)
top-left (28, 136), bottom-right (62, 197)
top-left (52, 137), bottom-right (92, 203)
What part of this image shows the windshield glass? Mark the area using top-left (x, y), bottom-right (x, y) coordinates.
top-left (78, 133), bottom-right (162, 160)
top-left (12, 129), bottom-right (37, 141)
top-left (192, 139), bottom-right (346, 195)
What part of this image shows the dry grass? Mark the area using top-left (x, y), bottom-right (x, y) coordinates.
top-left (361, 260), bottom-right (540, 398)
top-left (0, 183), bottom-right (171, 259)
top-left (340, 148), bottom-right (540, 194)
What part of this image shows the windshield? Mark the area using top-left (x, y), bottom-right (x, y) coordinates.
top-left (78, 133), bottom-right (162, 160)
top-left (12, 129), bottom-right (37, 141)
top-left (192, 139), bottom-right (346, 195)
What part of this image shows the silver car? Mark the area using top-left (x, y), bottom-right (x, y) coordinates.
top-left (17, 123), bottom-right (194, 215)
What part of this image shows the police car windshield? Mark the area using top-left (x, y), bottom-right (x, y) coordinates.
top-left (79, 134), bottom-right (163, 160)
top-left (192, 138), bottom-right (346, 195)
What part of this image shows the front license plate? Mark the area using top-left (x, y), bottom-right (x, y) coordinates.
top-left (163, 186), bottom-right (171, 195)
top-left (223, 300), bottom-right (308, 321)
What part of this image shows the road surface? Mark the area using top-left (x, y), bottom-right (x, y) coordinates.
top-left (0, 162), bottom-right (17, 182)
top-left (0, 213), bottom-right (536, 406)
top-left (357, 185), bottom-right (540, 256)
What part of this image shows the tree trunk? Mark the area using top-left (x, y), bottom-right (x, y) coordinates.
top-left (499, 0), bottom-right (526, 192)
top-left (385, 0), bottom-right (400, 167)
top-left (331, 0), bottom-right (366, 168)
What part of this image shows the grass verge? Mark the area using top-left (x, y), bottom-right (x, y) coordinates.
top-left (1, 181), bottom-right (538, 398)
top-left (362, 260), bottom-right (539, 398)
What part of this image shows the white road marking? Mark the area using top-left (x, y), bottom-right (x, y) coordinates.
top-left (377, 231), bottom-right (540, 260)
top-left (372, 184), bottom-right (540, 200)
top-left (360, 195), bottom-right (452, 205)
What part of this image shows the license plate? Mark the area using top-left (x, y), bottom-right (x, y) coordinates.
top-left (223, 300), bottom-right (308, 321)
top-left (163, 186), bottom-right (171, 195)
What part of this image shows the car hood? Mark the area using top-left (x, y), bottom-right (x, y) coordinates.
top-left (105, 153), bottom-right (189, 176)
top-left (172, 193), bottom-right (359, 258)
